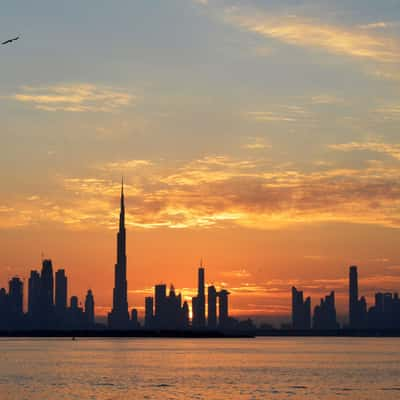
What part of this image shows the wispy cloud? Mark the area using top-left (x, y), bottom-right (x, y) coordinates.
top-left (224, 8), bottom-right (400, 63)
top-left (330, 141), bottom-right (400, 160)
top-left (246, 105), bottom-right (310, 123)
top-left (12, 83), bottom-right (135, 112)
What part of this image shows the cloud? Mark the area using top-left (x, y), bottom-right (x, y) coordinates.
top-left (224, 8), bottom-right (400, 63)
top-left (311, 95), bottom-right (343, 105)
top-left (330, 141), bottom-right (400, 160)
top-left (376, 104), bottom-right (400, 121)
top-left (242, 137), bottom-right (271, 150)
top-left (246, 105), bottom-right (310, 123)
top-left (3, 154), bottom-right (400, 231)
top-left (12, 83), bottom-right (135, 112)
top-left (359, 21), bottom-right (399, 30)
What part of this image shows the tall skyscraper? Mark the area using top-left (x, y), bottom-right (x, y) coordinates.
top-left (40, 259), bottom-right (54, 327)
top-left (108, 180), bottom-right (130, 329)
top-left (208, 285), bottom-right (217, 329)
top-left (349, 265), bottom-right (359, 328)
top-left (55, 269), bottom-right (67, 314)
top-left (28, 270), bottom-right (41, 318)
top-left (192, 264), bottom-right (206, 328)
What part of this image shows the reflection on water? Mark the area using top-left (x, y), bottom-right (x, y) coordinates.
top-left (0, 337), bottom-right (399, 399)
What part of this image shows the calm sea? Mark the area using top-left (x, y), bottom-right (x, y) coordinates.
top-left (0, 337), bottom-right (399, 399)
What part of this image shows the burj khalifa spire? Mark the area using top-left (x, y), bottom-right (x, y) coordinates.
top-left (108, 178), bottom-right (130, 329)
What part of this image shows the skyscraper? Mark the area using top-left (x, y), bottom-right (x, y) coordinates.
top-left (145, 296), bottom-right (154, 328)
top-left (40, 259), bottom-right (54, 327)
top-left (55, 269), bottom-right (67, 315)
top-left (41, 259), bottom-right (54, 310)
top-left (8, 277), bottom-right (23, 316)
top-left (192, 264), bottom-right (206, 328)
top-left (218, 289), bottom-right (230, 328)
top-left (85, 289), bottom-right (95, 326)
top-left (292, 287), bottom-right (311, 329)
top-left (108, 180), bottom-right (130, 329)
top-left (208, 285), bottom-right (217, 329)
top-left (28, 270), bottom-right (41, 319)
top-left (349, 265), bottom-right (359, 328)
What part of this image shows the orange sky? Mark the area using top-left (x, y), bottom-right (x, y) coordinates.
top-left (1, 0), bottom-right (400, 324)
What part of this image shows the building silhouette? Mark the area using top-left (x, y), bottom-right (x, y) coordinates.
top-left (151, 284), bottom-right (189, 330)
top-left (218, 289), bottom-right (230, 328)
top-left (108, 180), bottom-right (130, 329)
top-left (313, 291), bottom-right (339, 330)
top-left (192, 264), bottom-right (206, 328)
top-left (145, 296), bottom-right (154, 328)
top-left (207, 285), bottom-right (217, 329)
top-left (55, 269), bottom-right (68, 317)
top-left (349, 266), bottom-right (367, 329)
top-left (28, 270), bottom-right (41, 320)
top-left (85, 290), bottom-right (95, 326)
top-left (291, 287), bottom-right (311, 329)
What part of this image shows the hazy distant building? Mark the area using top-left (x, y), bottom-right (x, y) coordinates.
top-left (292, 287), bottom-right (311, 329)
top-left (84, 290), bottom-right (95, 326)
top-left (108, 180), bottom-right (130, 329)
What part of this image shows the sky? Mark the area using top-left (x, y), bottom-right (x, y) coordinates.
top-left (1, 0), bottom-right (400, 323)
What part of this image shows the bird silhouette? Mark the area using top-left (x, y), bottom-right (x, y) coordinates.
top-left (2, 36), bottom-right (20, 45)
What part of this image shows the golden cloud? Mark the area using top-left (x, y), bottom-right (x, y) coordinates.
top-left (2, 154), bottom-right (400, 231)
top-left (13, 83), bottom-right (135, 112)
top-left (224, 8), bottom-right (400, 63)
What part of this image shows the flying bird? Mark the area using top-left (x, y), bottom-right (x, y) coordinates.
top-left (2, 36), bottom-right (20, 45)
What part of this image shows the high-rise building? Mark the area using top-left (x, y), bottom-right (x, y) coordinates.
top-left (40, 259), bottom-right (54, 310)
top-left (218, 289), bottom-right (230, 328)
top-left (207, 285), bottom-right (217, 329)
top-left (292, 287), bottom-right (311, 329)
top-left (313, 291), bottom-right (339, 330)
top-left (145, 296), bottom-right (154, 328)
top-left (8, 277), bottom-right (23, 316)
top-left (28, 270), bottom-right (41, 318)
top-left (84, 289), bottom-right (95, 326)
top-left (108, 180), bottom-right (130, 329)
top-left (192, 265), bottom-right (206, 328)
top-left (55, 269), bottom-right (67, 314)
top-left (349, 265), bottom-right (359, 328)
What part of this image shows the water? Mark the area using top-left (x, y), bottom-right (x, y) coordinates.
top-left (0, 337), bottom-right (399, 399)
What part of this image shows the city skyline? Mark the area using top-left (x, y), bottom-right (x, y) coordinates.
top-left (1, 1), bottom-right (400, 322)
top-left (1, 182), bottom-right (400, 328)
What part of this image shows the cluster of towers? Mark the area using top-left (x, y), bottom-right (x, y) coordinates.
top-left (142, 266), bottom-right (232, 330)
top-left (292, 265), bottom-right (400, 330)
top-left (0, 259), bottom-right (95, 330)
top-left (349, 266), bottom-right (400, 330)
